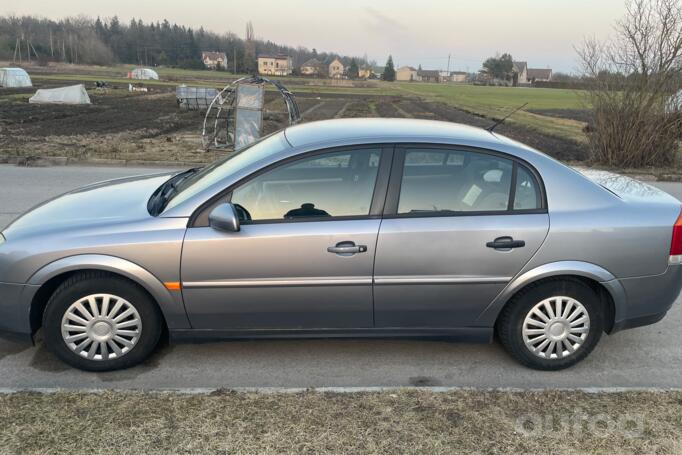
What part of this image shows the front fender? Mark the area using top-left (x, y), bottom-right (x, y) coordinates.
top-left (27, 254), bottom-right (191, 329)
top-left (475, 261), bottom-right (626, 327)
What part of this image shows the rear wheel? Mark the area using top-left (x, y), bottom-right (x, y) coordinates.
top-left (43, 272), bottom-right (163, 371)
top-left (496, 279), bottom-right (604, 370)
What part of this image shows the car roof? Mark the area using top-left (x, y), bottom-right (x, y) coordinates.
top-left (283, 118), bottom-right (507, 149)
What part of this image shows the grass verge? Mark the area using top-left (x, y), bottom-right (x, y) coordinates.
top-left (0, 390), bottom-right (680, 454)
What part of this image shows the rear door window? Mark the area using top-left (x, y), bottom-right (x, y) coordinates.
top-left (398, 149), bottom-right (514, 214)
top-left (513, 165), bottom-right (542, 210)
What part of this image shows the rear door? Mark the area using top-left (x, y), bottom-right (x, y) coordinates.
top-left (373, 145), bottom-right (549, 328)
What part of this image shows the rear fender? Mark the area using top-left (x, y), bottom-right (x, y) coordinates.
top-left (475, 261), bottom-right (626, 326)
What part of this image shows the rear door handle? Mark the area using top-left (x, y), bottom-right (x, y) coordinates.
top-left (486, 236), bottom-right (525, 250)
top-left (327, 241), bottom-right (367, 256)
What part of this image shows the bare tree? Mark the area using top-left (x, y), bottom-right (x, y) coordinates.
top-left (577, 0), bottom-right (682, 167)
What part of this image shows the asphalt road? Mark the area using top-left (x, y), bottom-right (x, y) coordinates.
top-left (0, 164), bottom-right (681, 390)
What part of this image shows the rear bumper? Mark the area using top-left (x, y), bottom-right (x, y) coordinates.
top-left (0, 281), bottom-right (33, 343)
top-left (610, 264), bottom-right (682, 334)
top-left (611, 310), bottom-right (668, 333)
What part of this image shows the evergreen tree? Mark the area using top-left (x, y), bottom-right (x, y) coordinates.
top-left (0, 15), bottom-right (364, 70)
top-left (348, 58), bottom-right (359, 79)
top-left (383, 55), bottom-right (396, 81)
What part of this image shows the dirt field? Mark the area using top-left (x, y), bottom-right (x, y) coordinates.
top-left (0, 74), bottom-right (589, 165)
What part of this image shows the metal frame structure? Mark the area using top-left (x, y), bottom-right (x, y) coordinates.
top-left (201, 76), bottom-right (300, 150)
top-left (176, 86), bottom-right (219, 111)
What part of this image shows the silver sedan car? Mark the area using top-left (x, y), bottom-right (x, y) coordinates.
top-left (1, 118), bottom-right (681, 372)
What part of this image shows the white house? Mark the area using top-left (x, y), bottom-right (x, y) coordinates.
top-left (300, 58), bottom-right (325, 77)
top-left (527, 68), bottom-right (553, 82)
top-left (328, 58), bottom-right (345, 78)
top-left (513, 61), bottom-right (528, 85)
top-left (396, 66), bottom-right (418, 81)
top-left (202, 51), bottom-right (228, 70)
top-left (450, 71), bottom-right (467, 83)
top-left (257, 54), bottom-right (293, 76)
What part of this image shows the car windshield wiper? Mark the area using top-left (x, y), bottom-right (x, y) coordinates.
top-left (147, 167), bottom-right (201, 216)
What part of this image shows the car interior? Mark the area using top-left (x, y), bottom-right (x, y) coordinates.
top-left (231, 149), bottom-right (381, 220)
top-left (398, 150), bottom-right (514, 213)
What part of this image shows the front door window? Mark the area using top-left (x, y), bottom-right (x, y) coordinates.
top-left (231, 149), bottom-right (382, 222)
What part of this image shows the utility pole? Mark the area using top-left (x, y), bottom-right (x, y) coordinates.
top-left (13, 37), bottom-right (20, 63)
top-left (234, 48), bottom-right (237, 74)
top-left (27, 38), bottom-right (31, 64)
top-left (447, 54), bottom-right (451, 74)
top-left (30, 42), bottom-right (39, 62)
top-left (49, 29), bottom-right (54, 57)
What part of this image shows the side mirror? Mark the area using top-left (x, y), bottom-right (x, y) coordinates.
top-left (208, 203), bottom-right (240, 232)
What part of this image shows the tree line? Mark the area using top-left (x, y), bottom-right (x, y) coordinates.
top-left (0, 15), bottom-right (362, 72)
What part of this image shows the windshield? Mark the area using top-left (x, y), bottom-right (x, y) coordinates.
top-left (162, 132), bottom-right (290, 212)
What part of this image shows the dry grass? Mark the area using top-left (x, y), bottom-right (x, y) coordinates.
top-left (0, 390), bottom-right (680, 454)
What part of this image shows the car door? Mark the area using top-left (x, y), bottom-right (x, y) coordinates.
top-left (181, 146), bottom-right (392, 330)
top-left (373, 145), bottom-right (549, 328)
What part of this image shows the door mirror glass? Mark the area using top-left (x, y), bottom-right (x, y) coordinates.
top-left (208, 203), bottom-right (240, 232)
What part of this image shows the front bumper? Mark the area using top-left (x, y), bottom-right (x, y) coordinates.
top-left (0, 281), bottom-right (34, 343)
top-left (610, 264), bottom-right (682, 333)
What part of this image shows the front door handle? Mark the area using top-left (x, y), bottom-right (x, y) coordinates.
top-left (327, 241), bottom-right (368, 256)
top-left (486, 236), bottom-right (526, 250)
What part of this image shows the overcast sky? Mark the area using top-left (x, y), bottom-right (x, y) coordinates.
top-left (1, 0), bottom-right (627, 73)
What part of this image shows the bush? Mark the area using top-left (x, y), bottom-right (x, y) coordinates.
top-left (577, 0), bottom-right (682, 168)
top-left (587, 90), bottom-right (682, 166)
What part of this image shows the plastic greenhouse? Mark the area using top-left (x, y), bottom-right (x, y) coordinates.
top-left (29, 84), bottom-right (91, 105)
top-left (130, 68), bottom-right (159, 80)
top-left (0, 67), bottom-right (32, 88)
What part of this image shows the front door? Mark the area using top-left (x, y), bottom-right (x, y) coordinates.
top-left (373, 146), bottom-right (550, 328)
top-left (181, 146), bottom-right (391, 330)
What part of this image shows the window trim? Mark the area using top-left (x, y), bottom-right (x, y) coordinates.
top-left (189, 144), bottom-right (395, 227)
top-left (383, 144), bottom-right (547, 219)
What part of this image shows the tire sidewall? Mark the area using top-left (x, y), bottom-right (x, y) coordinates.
top-left (500, 280), bottom-right (604, 371)
top-left (43, 276), bottom-right (162, 372)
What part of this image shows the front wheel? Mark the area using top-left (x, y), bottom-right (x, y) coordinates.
top-left (43, 272), bottom-right (163, 371)
top-left (496, 279), bottom-right (604, 370)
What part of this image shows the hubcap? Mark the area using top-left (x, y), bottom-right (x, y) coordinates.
top-left (60, 294), bottom-right (142, 361)
top-left (522, 296), bottom-right (590, 360)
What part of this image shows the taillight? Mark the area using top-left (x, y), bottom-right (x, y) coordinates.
top-left (670, 207), bottom-right (682, 259)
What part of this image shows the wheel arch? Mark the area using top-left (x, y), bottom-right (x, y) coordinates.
top-left (27, 254), bottom-right (190, 334)
top-left (478, 261), bottom-right (624, 333)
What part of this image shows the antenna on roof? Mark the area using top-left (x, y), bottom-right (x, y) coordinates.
top-left (486, 102), bottom-right (528, 132)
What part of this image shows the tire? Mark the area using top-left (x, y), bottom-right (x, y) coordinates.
top-left (42, 271), bottom-right (163, 372)
top-left (496, 278), bottom-right (604, 371)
